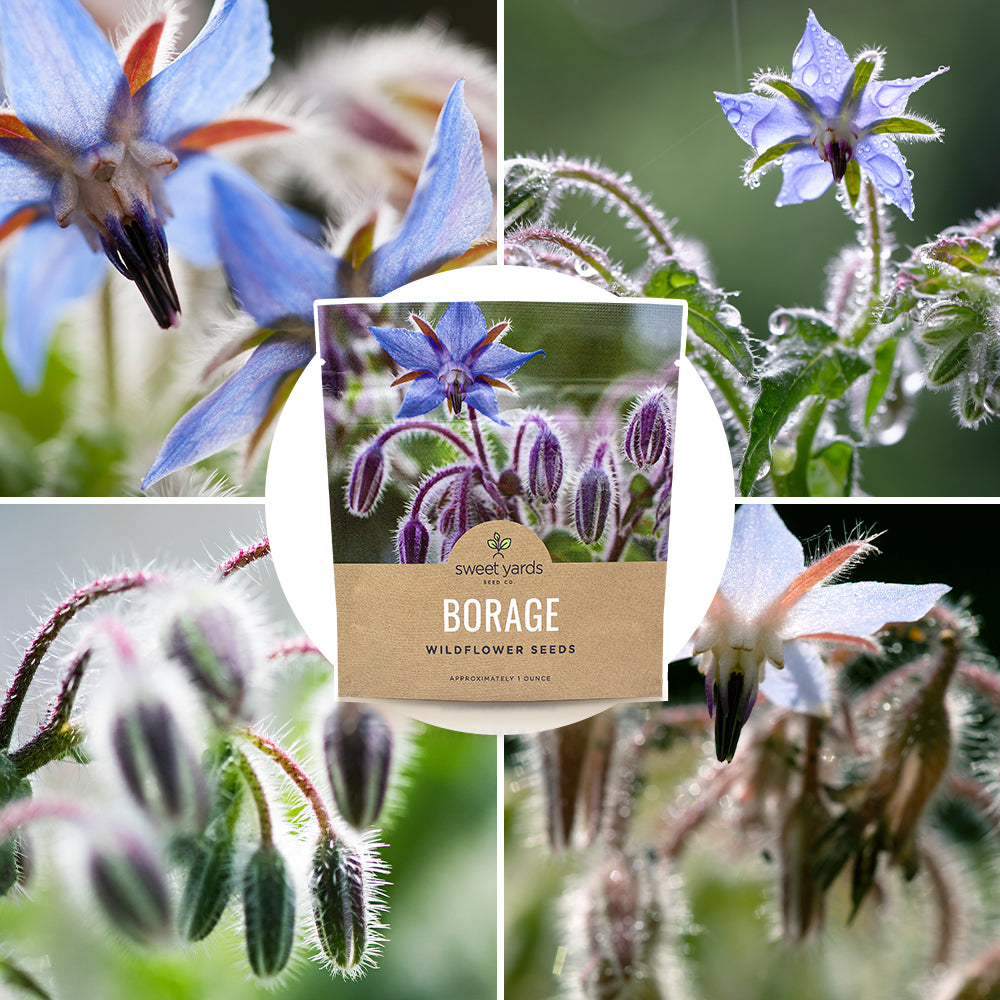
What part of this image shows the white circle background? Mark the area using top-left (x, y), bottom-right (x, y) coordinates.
top-left (265, 266), bottom-right (734, 735)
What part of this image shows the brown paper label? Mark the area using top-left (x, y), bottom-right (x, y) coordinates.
top-left (336, 521), bottom-right (665, 701)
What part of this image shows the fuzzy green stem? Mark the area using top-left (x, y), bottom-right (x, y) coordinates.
top-left (692, 348), bottom-right (751, 432)
top-left (9, 649), bottom-right (91, 777)
top-left (0, 571), bottom-right (158, 750)
top-left (848, 180), bottom-right (889, 347)
top-left (235, 747), bottom-right (274, 846)
top-left (548, 161), bottom-right (676, 256)
top-left (506, 226), bottom-right (631, 295)
top-left (213, 537), bottom-right (271, 581)
top-left (375, 420), bottom-right (475, 459)
top-left (467, 407), bottom-right (493, 476)
top-left (246, 729), bottom-right (333, 838)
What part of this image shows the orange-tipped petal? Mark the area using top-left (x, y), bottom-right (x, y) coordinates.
top-left (0, 114), bottom-right (38, 141)
top-left (775, 540), bottom-right (877, 614)
top-left (177, 118), bottom-right (292, 151)
top-left (0, 206), bottom-right (43, 243)
top-left (123, 19), bottom-right (166, 93)
top-left (411, 314), bottom-right (444, 349)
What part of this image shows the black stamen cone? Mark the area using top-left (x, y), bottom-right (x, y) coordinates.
top-left (101, 218), bottom-right (180, 329)
top-left (829, 142), bottom-right (852, 183)
top-left (714, 671), bottom-right (746, 763)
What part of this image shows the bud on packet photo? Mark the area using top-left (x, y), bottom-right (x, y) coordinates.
top-left (316, 297), bottom-right (686, 701)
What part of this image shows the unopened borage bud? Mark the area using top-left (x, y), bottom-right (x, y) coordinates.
top-left (242, 844), bottom-right (296, 978)
top-left (89, 834), bottom-right (172, 943)
top-left (323, 704), bottom-right (393, 831)
top-left (310, 837), bottom-right (373, 973)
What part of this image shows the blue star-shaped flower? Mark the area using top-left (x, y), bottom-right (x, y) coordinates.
top-left (141, 79), bottom-right (494, 488)
top-left (369, 302), bottom-right (543, 425)
top-left (0, 0), bottom-right (291, 388)
top-left (715, 10), bottom-right (947, 218)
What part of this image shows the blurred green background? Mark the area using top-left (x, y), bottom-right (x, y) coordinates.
top-left (504, 0), bottom-right (1000, 494)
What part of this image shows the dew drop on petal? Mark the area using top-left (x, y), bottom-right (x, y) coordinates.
top-left (727, 108), bottom-right (742, 125)
top-left (874, 82), bottom-right (911, 108)
top-left (803, 64), bottom-right (820, 87)
top-left (868, 153), bottom-right (904, 186)
top-left (822, 72), bottom-right (832, 85)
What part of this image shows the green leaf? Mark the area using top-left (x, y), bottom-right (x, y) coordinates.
top-left (807, 440), bottom-right (855, 496)
top-left (628, 473), bottom-right (654, 508)
top-left (750, 139), bottom-right (803, 174)
top-left (924, 237), bottom-right (998, 275)
top-left (865, 338), bottom-right (898, 425)
top-left (739, 345), bottom-right (870, 494)
top-left (867, 117), bottom-right (938, 136)
top-left (543, 529), bottom-right (593, 563)
top-left (645, 264), bottom-right (755, 376)
top-left (769, 309), bottom-right (838, 344)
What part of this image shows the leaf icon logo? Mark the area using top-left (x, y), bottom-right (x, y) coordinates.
top-left (487, 531), bottom-right (512, 557)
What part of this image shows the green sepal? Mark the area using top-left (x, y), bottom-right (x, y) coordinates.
top-left (739, 343), bottom-right (870, 494)
top-left (844, 158), bottom-right (862, 209)
top-left (926, 338), bottom-right (972, 387)
top-left (644, 264), bottom-right (754, 376)
top-left (242, 845), bottom-right (296, 978)
top-left (755, 75), bottom-right (819, 115)
top-left (844, 55), bottom-right (878, 108)
top-left (867, 117), bottom-right (938, 136)
top-left (178, 834), bottom-right (235, 942)
top-left (924, 237), bottom-right (998, 275)
top-left (864, 338), bottom-right (898, 425)
top-left (750, 139), bottom-right (803, 174)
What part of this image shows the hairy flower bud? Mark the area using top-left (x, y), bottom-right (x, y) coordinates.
top-left (527, 427), bottom-right (564, 503)
top-left (89, 834), bottom-right (172, 943)
top-left (0, 755), bottom-right (30, 897)
top-left (310, 836), bottom-right (374, 974)
top-left (164, 595), bottom-right (256, 722)
top-left (242, 844), bottom-right (296, 978)
top-left (623, 390), bottom-right (670, 469)
top-left (347, 443), bottom-right (386, 516)
top-left (574, 466), bottom-right (612, 545)
top-left (111, 699), bottom-right (206, 825)
top-left (397, 517), bottom-right (430, 564)
top-left (323, 704), bottom-right (393, 830)
top-left (178, 833), bottom-right (236, 942)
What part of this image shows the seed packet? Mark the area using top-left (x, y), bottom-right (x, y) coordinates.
top-left (316, 297), bottom-right (685, 701)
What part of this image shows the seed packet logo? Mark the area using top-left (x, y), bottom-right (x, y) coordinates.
top-left (486, 531), bottom-right (512, 558)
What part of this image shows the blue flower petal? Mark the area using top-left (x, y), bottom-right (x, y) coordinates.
top-left (395, 374), bottom-right (446, 420)
top-left (4, 216), bottom-right (106, 390)
top-left (759, 640), bottom-right (830, 715)
top-left (0, 0), bottom-right (130, 155)
top-left (775, 147), bottom-right (834, 207)
top-left (165, 154), bottom-right (323, 270)
top-left (211, 170), bottom-right (338, 326)
top-left (368, 325), bottom-right (442, 373)
top-left (135, 0), bottom-right (274, 145)
top-left (858, 68), bottom-right (949, 125)
top-left (790, 10), bottom-right (853, 111)
top-left (474, 343), bottom-right (545, 381)
top-left (0, 144), bottom-right (55, 202)
top-left (364, 80), bottom-right (493, 295)
top-left (714, 92), bottom-right (809, 153)
top-left (435, 301), bottom-right (490, 360)
top-left (465, 382), bottom-right (505, 424)
top-left (855, 137), bottom-right (914, 218)
top-left (141, 334), bottom-right (313, 488)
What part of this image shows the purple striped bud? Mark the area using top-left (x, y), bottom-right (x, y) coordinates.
top-left (527, 428), bottom-right (564, 503)
top-left (164, 596), bottom-right (255, 722)
top-left (310, 836), bottom-right (376, 973)
top-left (89, 834), bottom-right (172, 943)
top-left (397, 518), bottom-right (429, 564)
top-left (347, 443), bottom-right (386, 516)
top-left (323, 704), bottom-right (393, 830)
top-left (623, 390), bottom-right (670, 469)
top-left (574, 467), bottom-right (611, 545)
top-left (111, 699), bottom-right (207, 825)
